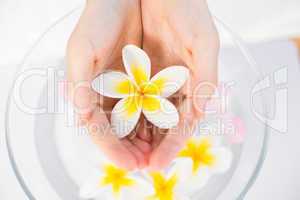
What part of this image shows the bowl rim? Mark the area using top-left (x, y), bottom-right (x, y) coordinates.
top-left (4, 6), bottom-right (270, 200)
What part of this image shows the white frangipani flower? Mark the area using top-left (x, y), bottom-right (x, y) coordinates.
top-left (79, 159), bottom-right (194, 200)
top-left (79, 136), bottom-right (232, 200)
top-left (92, 45), bottom-right (189, 138)
top-left (142, 158), bottom-right (194, 200)
top-left (176, 135), bottom-right (233, 193)
top-left (79, 163), bottom-right (149, 200)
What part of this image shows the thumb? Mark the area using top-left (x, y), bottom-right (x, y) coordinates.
top-left (67, 37), bottom-right (98, 124)
top-left (149, 98), bottom-right (196, 170)
top-left (190, 45), bottom-right (218, 119)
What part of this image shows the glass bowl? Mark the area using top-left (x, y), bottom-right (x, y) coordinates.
top-left (5, 5), bottom-right (268, 200)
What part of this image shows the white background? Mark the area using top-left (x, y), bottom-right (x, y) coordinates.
top-left (0, 0), bottom-right (300, 199)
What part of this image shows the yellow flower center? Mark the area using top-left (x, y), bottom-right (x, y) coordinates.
top-left (115, 65), bottom-right (167, 118)
top-left (131, 64), bottom-right (148, 87)
top-left (99, 164), bottom-right (135, 196)
top-left (141, 78), bottom-right (166, 96)
top-left (147, 172), bottom-right (178, 200)
top-left (178, 137), bottom-right (216, 172)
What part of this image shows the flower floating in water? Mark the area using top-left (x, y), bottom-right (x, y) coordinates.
top-left (80, 163), bottom-right (147, 199)
top-left (79, 136), bottom-right (232, 200)
top-left (148, 172), bottom-right (178, 200)
top-left (177, 136), bottom-right (232, 192)
top-left (92, 45), bottom-right (189, 138)
top-left (145, 159), bottom-right (194, 200)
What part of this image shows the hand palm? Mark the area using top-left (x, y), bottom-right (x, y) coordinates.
top-left (141, 0), bottom-right (219, 170)
top-left (68, 0), bottom-right (219, 171)
top-left (67, 0), bottom-right (152, 169)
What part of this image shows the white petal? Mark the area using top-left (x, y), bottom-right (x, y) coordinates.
top-left (104, 188), bottom-right (116, 200)
top-left (176, 167), bottom-right (211, 195)
top-left (111, 97), bottom-right (142, 138)
top-left (105, 185), bottom-right (127, 200)
top-left (210, 147), bottom-right (233, 173)
top-left (142, 97), bottom-right (179, 129)
top-left (148, 66), bottom-right (189, 97)
top-left (122, 173), bottom-right (153, 200)
top-left (192, 134), bottom-right (222, 147)
top-left (176, 196), bottom-right (191, 200)
top-left (92, 71), bottom-right (136, 98)
top-left (169, 158), bottom-right (194, 182)
top-left (79, 170), bottom-right (108, 199)
top-left (122, 45), bottom-right (151, 86)
top-left (174, 192), bottom-right (191, 200)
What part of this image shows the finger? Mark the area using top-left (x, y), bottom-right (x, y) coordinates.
top-left (122, 139), bottom-right (148, 169)
top-left (190, 40), bottom-right (219, 119)
top-left (87, 105), bottom-right (138, 170)
top-left (149, 98), bottom-right (196, 171)
top-left (131, 137), bottom-right (152, 154)
top-left (67, 36), bottom-right (98, 123)
top-left (151, 127), bottom-right (166, 149)
top-left (136, 117), bottom-right (152, 142)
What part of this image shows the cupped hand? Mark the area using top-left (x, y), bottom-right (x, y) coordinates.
top-left (66, 0), bottom-right (150, 170)
top-left (141, 0), bottom-right (220, 170)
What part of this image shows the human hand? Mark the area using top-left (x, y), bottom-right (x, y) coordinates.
top-left (66, 0), bottom-right (150, 170)
top-left (141, 0), bottom-right (220, 170)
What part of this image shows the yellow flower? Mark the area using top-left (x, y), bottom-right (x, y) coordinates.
top-left (178, 136), bottom-right (232, 174)
top-left (80, 164), bottom-right (144, 199)
top-left (100, 164), bottom-right (135, 195)
top-left (147, 172), bottom-right (178, 200)
top-left (175, 136), bottom-right (233, 193)
top-left (143, 158), bottom-right (194, 200)
top-left (178, 137), bottom-right (216, 173)
top-left (92, 45), bottom-right (189, 138)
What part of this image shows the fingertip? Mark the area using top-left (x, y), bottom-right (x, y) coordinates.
top-left (133, 148), bottom-right (148, 170)
top-left (85, 106), bottom-right (139, 171)
top-left (107, 144), bottom-right (138, 171)
top-left (147, 165), bottom-right (161, 172)
top-left (148, 157), bottom-right (170, 171)
top-left (122, 140), bottom-right (149, 170)
top-left (138, 157), bottom-right (149, 170)
top-left (118, 150), bottom-right (140, 171)
top-left (149, 144), bottom-right (181, 171)
top-left (99, 146), bottom-right (138, 171)
top-left (149, 126), bottom-right (194, 171)
top-left (124, 160), bottom-right (138, 171)
top-left (115, 158), bottom-right (138, 171)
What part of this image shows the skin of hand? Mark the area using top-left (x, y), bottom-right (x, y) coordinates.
top-left (141, 0), bottom-right (220, 170)
top-left (66, 0), bottom-right (152, 170)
